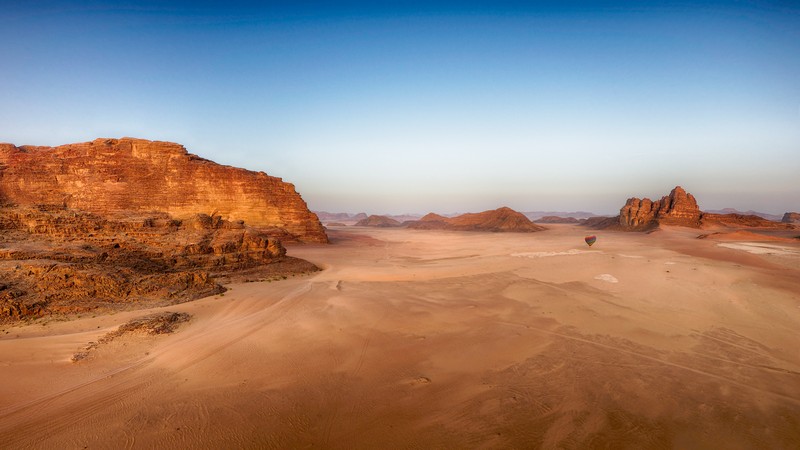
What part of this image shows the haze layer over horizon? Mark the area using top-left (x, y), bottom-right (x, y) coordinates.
top-left (2, 1), bottom-right (798, 215)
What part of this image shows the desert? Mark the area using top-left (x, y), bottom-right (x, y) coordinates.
top-left (1, 220), bottom-right (799, 448)
top-left (4, 1), bottom-right (800, 448)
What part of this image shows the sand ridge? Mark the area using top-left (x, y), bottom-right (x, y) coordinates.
top-left (1, 224), bottom-right (799, 448)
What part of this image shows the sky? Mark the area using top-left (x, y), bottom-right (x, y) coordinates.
top-left (1, 1), bottom-right (798, 215)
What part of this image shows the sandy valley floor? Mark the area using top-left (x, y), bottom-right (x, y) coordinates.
top-left (1, 225), bottom-right (799, 449)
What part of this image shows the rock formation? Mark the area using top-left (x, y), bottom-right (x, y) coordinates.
top-left (782, 212), bottom-right (800, 224)
top-left (407, 207), bottom-right (546, 232)
top-left (619, 186), bottom-right (702, 230)
top-left (0, 138), bottom-right (327, 243)
top-left (593, 186), bottom-right (795, 231)
top-left (0, 205), bottom-right (318, 323)
top-left (355, 215), bottom-right (402, 227)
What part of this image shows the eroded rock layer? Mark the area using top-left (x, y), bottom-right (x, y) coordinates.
top-left (0, 205), bottom-right (317, 323)
top-left (597, 186), bottom-right (795, 231)
top-left (0, 138), bottom-right (327, 243)
top-left (619, 186), bottom-right (702, 230)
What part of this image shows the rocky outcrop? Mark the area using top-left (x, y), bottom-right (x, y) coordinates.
top-left (407, 207), bottom-right (546, 232)
top-left (619, 186), bottom-right (702, 230)
top-left (355, 215), bottom-right (402, 227)
top-left (782, 212), bottom-right (800, 224)
top-left (0, 138), bottom-right (327, 243)
top-left (0, 205), bottom-right (318, 323)
top-left (596, 186), bottom-right (795, 231)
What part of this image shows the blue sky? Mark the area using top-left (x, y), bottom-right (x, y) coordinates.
top-left (1, 1), bottom-right (798, 215)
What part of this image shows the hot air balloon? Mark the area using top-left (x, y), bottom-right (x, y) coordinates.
top-left (584, 235), bottom-right (597, 247)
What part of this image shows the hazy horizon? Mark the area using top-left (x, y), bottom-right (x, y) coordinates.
top-left (2, 1), bottom-right (798, 215)
top-left (311, 200), bottom-right (794, 219)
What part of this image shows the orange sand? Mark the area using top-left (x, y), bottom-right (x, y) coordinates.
top-left (1, 225), bottom-right (799, 448)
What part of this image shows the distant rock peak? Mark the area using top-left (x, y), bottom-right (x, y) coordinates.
top-left (619, 186), bottom-right (701, 230)
top-left (611, 186), bottom-right (793, 231)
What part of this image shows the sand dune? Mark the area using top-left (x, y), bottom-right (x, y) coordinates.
top-left (1, 225), bottom-right (799, 448)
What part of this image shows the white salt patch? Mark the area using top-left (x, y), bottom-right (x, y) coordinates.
top-left (618, 254), bottom-right (644, 259)
top-left (664, 262), bottom-right (677, 265)
top-left (717, 242), bottom-right (800, 256)
top-left (511, 249), bottom-right (597, 258)
top-left (594, 274), bottom-right (619, 283)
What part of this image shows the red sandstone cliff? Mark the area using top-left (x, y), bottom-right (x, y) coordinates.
top-left (619, 186), bottom-right (702, 230)
top-left (0, 138), bottom-right (327, 243)
top-left (601, 186), bottom-right (794, 231)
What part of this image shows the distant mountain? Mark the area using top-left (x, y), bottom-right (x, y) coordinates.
top-left (522, 211), bottom-right (599, 221)
top-left (355, 215), bottom-right (402, 227)
top-left (704, 209), bottom-right (782, 222)
top-left (535, 216), bottom-right (580, 224)
top-left (314, 211), bottom-right (416, 223)
top-left (407, 207), bottom-right (546, 232)
top-left (313, 211), bottom-right (367, 221)
top-left (386, 213), bottom-right (423, 222)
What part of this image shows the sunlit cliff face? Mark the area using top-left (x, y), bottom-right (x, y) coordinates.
top-left (0, 138), bottom-right (327, 243)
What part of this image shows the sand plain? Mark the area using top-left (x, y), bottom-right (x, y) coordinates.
top-left (1, 224), bottom-right (799, 449)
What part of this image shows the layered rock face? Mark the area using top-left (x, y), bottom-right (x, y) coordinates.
top-left (782, 212), bottom-right (800, 224)
top-left (0, 138), bottom-right (327, 243)
top-left (609, 186), bottom-right (794, 231)
top-left (619, 186), bottom-right (702, 230)
top-left (408, 207), bottom-right (546, 232)
top-left (0, 205), bottom-right (317, 323)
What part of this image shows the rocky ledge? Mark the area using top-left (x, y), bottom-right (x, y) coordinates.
top-left (0, 205), bottom-right (317, 323)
